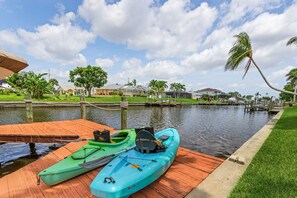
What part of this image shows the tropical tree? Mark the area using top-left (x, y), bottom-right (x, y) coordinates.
top-left (48, 78), bottom-right (59, 94)
top-left (170, 82), bottom-right (186, 100)
top-left (228, 91), bottom-right (241, 98)
top-left (148, 80), bottom-right (168, 97)
top-left (6, 71), bottom-right (53, 99)
top-left (6, 72), bottom-right (27, 91)
top-left (287, 37), bottom-right (297, 46)
top-left (280, 83), bottom-right (294, 102)
top-left (24, 72), bottom-right (49, 99)
top-left (225, 32), bottom-right (297, 96)
top-left (285, 68), bottom-right (297, 102)
top-left (69, 65), bottom-right (107, 97)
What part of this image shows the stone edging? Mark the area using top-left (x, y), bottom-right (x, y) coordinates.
top-left (186, 110), bottom-right (284, 198)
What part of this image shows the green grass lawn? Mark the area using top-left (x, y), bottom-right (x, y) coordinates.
top-left (0, 94), bottom-right (25, 101)
top-left (0, 93), bottom-right (217, 104)
top-left (229, 105), bottom-right (297, 197)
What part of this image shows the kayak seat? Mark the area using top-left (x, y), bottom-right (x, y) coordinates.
top-left (135, 129), bottom-right (156, 153)
top-left (135, 127), bottom-right (154, 135)
top-left (93, 129), bottom-right (111, 143)
top-left (71, 147), bottom-right (100, 160)
top-left (135, 129), bottom-right (166, 153)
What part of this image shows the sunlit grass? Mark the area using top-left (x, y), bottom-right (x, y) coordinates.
top-left (229, 105), bottom-right (297, 197)
top-left (0, 93), bottom-right (223, 104)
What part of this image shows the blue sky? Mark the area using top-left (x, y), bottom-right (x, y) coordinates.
top-left (1, 0), bottom-right (297, 97)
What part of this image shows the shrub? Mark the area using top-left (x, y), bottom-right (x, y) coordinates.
top-left (3, 89), bottom-right (10, 95)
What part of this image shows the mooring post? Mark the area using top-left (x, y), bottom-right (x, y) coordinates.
top-left (24, 93), bottom-right (33, 123)
top-left (80, 95), bottom-right (86, 119)
top-left (24, 94), bottom-right (37, 155)
top-left (120, 96), bottom-right (128, 130)
top-left (268, 96), bottom-right (274, 112)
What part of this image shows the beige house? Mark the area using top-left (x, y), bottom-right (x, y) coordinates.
top-left (57, 86), bottom-right (85, 95)
top-left (95, 84), bottom-right (123, 95)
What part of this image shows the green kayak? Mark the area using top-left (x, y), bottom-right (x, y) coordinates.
top-left (38, 129), bottom-right (136, 186)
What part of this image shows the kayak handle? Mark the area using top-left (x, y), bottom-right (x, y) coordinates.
top-left (104, 177), bottom-right (115, 184)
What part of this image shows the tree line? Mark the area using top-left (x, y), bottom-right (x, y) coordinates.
top-left (6, 65), bottom-right (186, 99)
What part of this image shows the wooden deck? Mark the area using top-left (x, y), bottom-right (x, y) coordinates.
top-left (0, 119), bottom-right (115, 143)
top-left (0, 144), bottom-right (224, 198)
top-left (0, 120), bottom-right (224, 197)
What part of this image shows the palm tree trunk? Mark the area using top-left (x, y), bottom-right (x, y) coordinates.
top-left (251, 59), bottom-right (297, 96)
top-left (293, 84), bottom-right (297, 103)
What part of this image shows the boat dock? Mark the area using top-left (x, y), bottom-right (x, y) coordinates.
top-left (0, 120), bottom-right (224, 197)
top-left (145, 101), bottom-right (179, 107)
top-left (0, 119), bottom-right (115, 143)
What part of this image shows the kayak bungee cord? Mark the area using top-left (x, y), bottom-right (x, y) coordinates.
top-left (119, 156), bottom-right (142, 172)
top-left (119, 156), bottom-right (157, 162)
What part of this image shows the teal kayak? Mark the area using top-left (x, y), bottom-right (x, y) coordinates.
top-left (90, 128), bottom-right (180, 198)
top-left (38, 129), bottom-right (136, 186)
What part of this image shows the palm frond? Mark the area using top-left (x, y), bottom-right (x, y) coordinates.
top-left (242, 59), bottom-right (252, 79)
top-left (286, 68), bottom-right (297, 83)
top-left (225, 32), bottom-right (253, 71)
top-left (286, 37), bottom-right (297, 46)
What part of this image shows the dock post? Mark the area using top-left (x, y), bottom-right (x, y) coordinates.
top-left (80, 95), bottom-right (86, 119)
top-left (24, 94), bottom-right (37, 155)
top-left (120, 96), bottom-right (128, 129)
top-left (24, 93), bottom-right (33, 123)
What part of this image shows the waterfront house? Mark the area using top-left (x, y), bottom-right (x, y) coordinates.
top-left (57, 86), bottom-right (85, 95)
top-left (0, 79), bottom-right (11, 89)
top-left (166, 91), bottom-right (192, 99)
top-left (195, 88), bottom-right (223, 96)
top-left (95, 84), bottom-right (123, 95)
top-left (120, 85), bottom-right (150, 97)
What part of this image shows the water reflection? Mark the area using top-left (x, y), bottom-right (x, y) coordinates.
top-left (0, 105), bottom-right (272, 175)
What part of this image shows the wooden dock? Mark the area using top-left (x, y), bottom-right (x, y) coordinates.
top-left (0, 119), bottom-right (115, 143)
top-left (0, 146), bottom-right (223, 198)
top-left (0, 120), bottom-right (224, 197)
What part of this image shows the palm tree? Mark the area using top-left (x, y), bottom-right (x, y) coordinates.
top-left (286, 68), bottom-right (297, 102)
top-left (170, 83), bottom-right (186, 101)
top-left (148, 80), bottom-right (168, 98)
top-left (287, 37), bottom-right (297, 46)
top-left (225, 32), bottom-right (297, 96)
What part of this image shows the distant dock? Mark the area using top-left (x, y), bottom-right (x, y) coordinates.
top-left (145, 101), bottom-right (180, 107)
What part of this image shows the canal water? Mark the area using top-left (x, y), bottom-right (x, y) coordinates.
top-left (0, 105), bottom-right (273, 177)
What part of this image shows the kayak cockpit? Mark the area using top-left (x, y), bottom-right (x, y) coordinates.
top-left (88, 129), bottom-right (132, 146)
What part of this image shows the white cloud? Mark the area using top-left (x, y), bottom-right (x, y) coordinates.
top-left (78, 0), bottom-right (217, 58)
top-left (181, 1), bottom-right (297, 74)
top-left (228, 83), bottom-right (246, 88)
top-left (108, 58), bottom-right (188, 85)
top-left (0, 29), bottom-right (22, 47)
top-left (267, 66), bottom-right (296, 81)
top-left (47, 68), bottom-right (70, 85)
top-left (220, 0), bottom-right (283, 26)
top-left (95, 58), bottom-right (114, 69)
top-left (17, 12), bottom-right (94, 66)
top-left (181, 38), bottom-right (232, 71)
